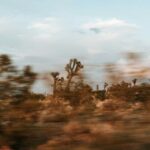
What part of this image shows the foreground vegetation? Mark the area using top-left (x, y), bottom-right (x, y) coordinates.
top-left (0, 53), bottom-right (150, 150)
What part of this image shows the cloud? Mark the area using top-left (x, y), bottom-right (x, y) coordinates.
top-left (80, 18), bottom-right (141, 54)
top-left (0, 17), bottom-right (149, 74)
top-left (0, 16), bottom-right (149, 93)
top-left (0, 16), bottom-right (89, 72)
top-left (27, 17), bottom-right (61, 40)
top-left (82, 18), bottom-right (138, 33)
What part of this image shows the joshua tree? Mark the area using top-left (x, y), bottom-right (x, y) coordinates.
top-left (22, 65), bottom-right (37, 94)
top-left (11, 65), bottom-right (37, 100)
top-left (51, 72), bottom-right (60, 95)
top-left (0, 54), bottom-right (16, 99)
top-left (57, 77), bottom-right (64, 91)
top-left (132, 78), bottom-right (137, 86)
top-left (0, 54), bottom-right (37, 100)
top-left (104, 82), bottom-right (108, 90)
top-left (65, 58), bottom-right (83, 91)
top-left (96, 84), bottom-right (99, 91)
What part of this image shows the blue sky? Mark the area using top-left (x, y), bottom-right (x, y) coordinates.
top-left (0, 0), bottom-right (150, 92)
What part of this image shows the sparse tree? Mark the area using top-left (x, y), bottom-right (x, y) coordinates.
top-left (51, 72), bottom-right (60, 95)
top-left (0, 54), bottom-right (37, 100)
top-left (65, 58), bottom-right (83, 91)
top-left (104, 82), bottom-right (108, 90)
top-left (132, 78), bottom-right (137, 86)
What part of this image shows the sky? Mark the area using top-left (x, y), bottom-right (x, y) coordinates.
top-left (0, 0), bottom-right (150, 92)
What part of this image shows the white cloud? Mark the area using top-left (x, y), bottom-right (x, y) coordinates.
top-left (28, 17), bottom-right (60, 32)
top-left (80, 18), bottom-right (141, 54)
top-left (82, 18), bottom-right (138, 33)
top-left (0, 16), bottom-right (149, 75)
top-left (27, 17), bottom-right (61, 40)
top-left (0, 16), bottom-right (149, 92)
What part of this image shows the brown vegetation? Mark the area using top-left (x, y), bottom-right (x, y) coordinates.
top-left (0, 53), bottom-right (150, 150)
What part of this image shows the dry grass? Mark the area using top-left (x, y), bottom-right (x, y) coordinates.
top-left (0, 97), bottom-right (150, 150)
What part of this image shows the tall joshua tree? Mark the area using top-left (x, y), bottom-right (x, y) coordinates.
top-left (65, 58), bottom-right (83, 91)
top-left (104, 82), bottom-right (108, 90)
top-left (22, 65), bottom-right (37, 93)
top-left (132, 78), bottom-right (137, 86)
top-left (51, 72), bottom-right (60, 95)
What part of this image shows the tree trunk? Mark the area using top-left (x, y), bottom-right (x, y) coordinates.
top-left (66, 76), bottom-right (72, 91)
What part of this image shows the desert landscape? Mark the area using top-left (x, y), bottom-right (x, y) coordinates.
top-left (0, 54), bottom-right (149, 150)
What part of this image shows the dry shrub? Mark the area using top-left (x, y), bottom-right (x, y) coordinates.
top-left (0, 146), bottom-right (11, 150)
top-left (63, 121), bottom-right (90, 135)
top-left (38, 96), bottom-right (73, 123)
top-left (19, 99), bottom-right (41, 112)
top-left (95, 99), bottom-right (129, 111)
top-left (95, 98), bottom-right (146, 114)
top-left (39, 96), bottom-right (72, 111)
